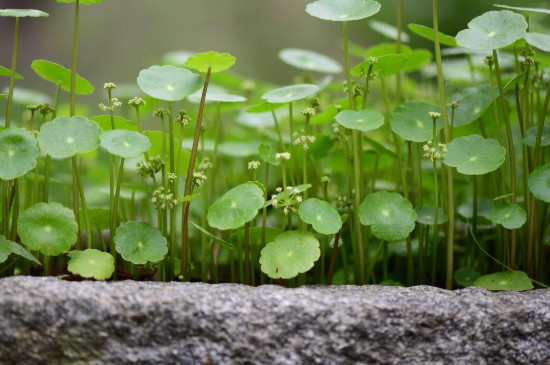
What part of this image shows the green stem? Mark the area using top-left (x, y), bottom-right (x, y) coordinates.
top-left (43, 156), bottom-right (51, 203)
top-left (5, 17), bottom-right (20, 128)
top-left (244, 222), bottom-right (251, 285)
top-left (431, 118), bottom-right (440, 285)
top-left (352, 129), bottom-right (365, 284)
top-left (111, 158), bottom-right (124, 275)
top-left (72, 156), bottom-right (93, 249)
top-left (9, 180), bottom-right (19, 242)
top-left (261, 164), bottom-right (269, 248)
top-left (70, 0), bottom-right (80, 117)
top-left (181, 67), bottom-right (211, 281)
top-left (342, 21), bottom-right (356, 111)
top-left (271, 110), bottom-right (286, 152)
top-left (492, 50), bottom-right (519, 273)
top-left (288, 102), bottom-right (297, 186)
top-left (433, 0), bottom-right (455, 289)
top-left (327, 230), bottom-right (341, 285)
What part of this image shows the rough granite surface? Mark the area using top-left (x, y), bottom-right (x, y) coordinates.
top-left (0, 276), bottom-right (549, 364)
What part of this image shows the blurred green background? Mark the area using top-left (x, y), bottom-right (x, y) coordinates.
top-left (0, 0), bottom-right (548, 106)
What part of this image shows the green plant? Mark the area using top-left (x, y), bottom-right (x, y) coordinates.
top-left (0, 1), bottom-right (549, 292)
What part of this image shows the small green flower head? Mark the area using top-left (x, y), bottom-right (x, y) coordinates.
top-left (175, 109), bottom-right (191, 126)
top-left (523, 56), bottom-right (535, 67)
top-left (334, 104), bottom-right (343, 113)
top-left (484, 56), bottom-right (494, 66)
top-left (310, 98), bottom-right (321, 108)
top-left (450, 101), bottom-right (459, 110)
top-left (271, 185), bottom-right (304, 214)
top-left (240, 79), bottom-right (256, 92)
top-left (321, 176), bottom-right (330, 184)
top-left (301, 107), bottom-right (316, 117)
top-left (103, 82), bottom-right (116, 91)
top-left (26, 105), bottom-right (41, 113)
top-left (429, 111), bottom-right (441, 120)
top-left (367, 56), bottom-right (379, 65)
top-left (248, 160), bottom-right (261, 170)
top-left (167, 172), bottom-right (177, 183)
top-left (39, 103), bottom-right (54, 116)
top-left (153, 108), bottom-right (171, 119)
top-left (136, 154), bottom-right (164, 178)
top-left (128, 97), bottom-right (146, 108)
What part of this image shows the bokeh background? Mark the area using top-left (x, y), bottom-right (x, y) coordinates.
top-left (1, 0), bottom-right (548, 106)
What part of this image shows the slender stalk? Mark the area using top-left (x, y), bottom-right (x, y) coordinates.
top-left (527, 80), bottom-right (550, 271)
top-left (352, 129), bottom-right (365, 284)
top-left (110, 158), bottom-right (125, 274)
top-left (181, 67), bottom-right (211, 281)
top-left (492, 50), bottom-right (519, 272)
top-left (396, 0), bottom-right (404, 104)
top-left (72, 156), bottom-right (93, 249)
top-left (327, 230), bottom-right (341, 285)
top-left (244, 222), bottom-right (251, 285)
top-left (433, 0), bottom-right (455, 289)
top-left (261, 164), bottom-right (269, 248)
top-left (271, 111), bottom-right (286, 152)
top-left (288, 102), bottom-right (297, 186)
top-left (9, 180), bottom-right (19, 242)
top-left (5, 17), bottom-right (20, 128)
top-left (70, 0), bottom-right (80, 117)
top-left (430, 117), bottom-right (440, 285)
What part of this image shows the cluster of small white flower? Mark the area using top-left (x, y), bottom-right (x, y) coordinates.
top-left (128, 97), bottom-right (146, 108)
top-left (271, 186), bottom-right (303, 215)
top-left (99, 98), bottom-right (122, 112)
top-left (198, 157), bottom-right (213, 171)
top-left (292, 132), bottom-right (316, 150)
top-left (422, 140), bottom-right (447, 162)
top-left (192, 171), bottom-right (207, 187)
top-left (275, 152), bottom-right (291, 161)
top-left (167, 172), bottom-right (177, 183)
top-left (103, 82), bottom-right (116, 91)
top-left (247, 160), bottom-right (261, 170)
top-left (151, 186), bottom-right (178, 210)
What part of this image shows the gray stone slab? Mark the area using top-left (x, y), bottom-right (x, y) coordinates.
top-left (0, 276), bottom-right (549, 364)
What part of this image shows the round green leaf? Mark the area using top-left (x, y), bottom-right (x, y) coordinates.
top-left (490, 203), bottom-right (527, 230)
top-left (494, 4), bottom-right (550, 15)
top-left (37, 116), bottom-right (101, 159)
top-left (207, 182), bottom-right (265, 230)
top-left (0, 235), bottom-right (12, 263)
top-left (258, 144), bottom-right (280, 166)
top-left (184, 51), bottom-right (236, 73)
top-left (137, 65), bottom-right (202, 101)
top-left (390, 101), bottom-right (442, 142)
top-left (31, 60), bottom-right (94, 94)
top-left (259, 230), bottom-right (320, 279)
top-left (454, 267), bottom-right (481, 287)
top-left (359, 191), bottom-right (417, 242)
top-left (279, 48), bottom-right (342, 74)
top-left (450, 85), bottom-right (497, 127)
top-left (305, 0), bottom-right (381, 22)
top-left (114, 221), bottom-right (168, 264)
top-left (528, 164), bottom-right (550, 203)
top-left (525, 33), bottom-right (550, 53)
top-left (455, 10), bottom-right (527, 51)
top-left (100, 130), bottom-right (151, 159)
top-left (298, 198), bottom-right (342, 235)
top-left (523, 125), bottom-right (550, 147)
top-left (474, 271), bottom-right (533, 291)
top-left (0, 9), bottom-right (48, 17)
top-left (335, 109), bottom-right (384, 132)
top-left (364, 43), bottom-right (432, 72)
top-left (415, 205), bottom-right (448, 225)
top-left (0, 127), bottom-right (39, 181)
top-left (408, 24), bottom-right (457, 47)
top-left (18, 202), bottom-right (78, 256)
top-left (0, 65), bottom-right (23, 79)
top-left (67, 249), bottom-right (114, 280)
top-left (262, 84), bottom-right (319, 104)
top-left (443, 135), bottom-right (506, 175)
top-left (369, 20), bottom-right (409, 42)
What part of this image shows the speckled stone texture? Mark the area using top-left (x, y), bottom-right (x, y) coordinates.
top-left (0, 277), bottom-right (549, 364)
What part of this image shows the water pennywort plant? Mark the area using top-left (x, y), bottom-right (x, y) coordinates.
top-left (0, 1), bottom-right (549, 293)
